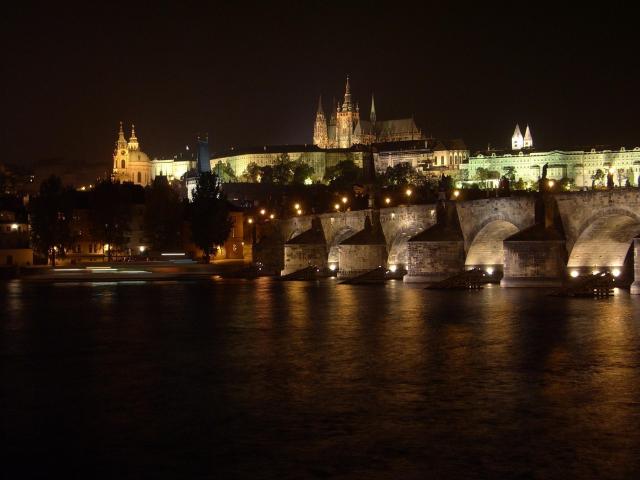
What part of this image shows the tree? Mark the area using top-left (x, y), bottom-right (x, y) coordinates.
top-left (323, 160), bottom-right (362, 189)
top-left (503, 166), bottom-right (516, 183)
top-left (144, 176), bottom-right (184, 251)
top-left (272, 153), bottom-right (294, 184)
top-left (259, 165), bottom-right (274, 184)
top-left (381, 162), bottom-right (424, 187)
top-left (29, 175), bottom-right (74, 265)
top-left (475, 167), bottom-right (501, 181)
top-left (591, 168), bottom-right (604, 188)
top-left (88, 179), bottom-right (132, 260)
top-left (189, 172), bottom-right (233, 263)
top-left (241, 162), bottom-right (261, 183)
top-left (292, 161), bottom-right (314, 184)
top-left (513, 178), bottom-right (526, 190)
top-left (215, 162), bottom-right (237, 183)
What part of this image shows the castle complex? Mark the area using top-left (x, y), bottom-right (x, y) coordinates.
top-left (313, 77), bottom-right (423, 148)
top-left (463, 125), bottom-right (640, 188)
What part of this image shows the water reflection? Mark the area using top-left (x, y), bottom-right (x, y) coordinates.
top-left (1, 279), bottom-right (639, 478)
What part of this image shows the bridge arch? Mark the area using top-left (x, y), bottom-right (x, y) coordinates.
top-left (327, 226), bottom-right (357, 266)
top-left (567, 208), bottom-right (640, 279)
top-left (387, 226), bottom-right (425, 271)
top-left (465, 218), bottom-right (520, 271)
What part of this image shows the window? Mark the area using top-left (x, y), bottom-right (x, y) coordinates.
top-left (137, 172), bottom-right (142, 183)
top-left (121, 160), bottom-right (126, 169)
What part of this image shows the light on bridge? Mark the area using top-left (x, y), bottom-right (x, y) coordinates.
top-left (389, 264), bottom-right (397, 273)
top-left (485, 267), bottom-right (494, 275)
top-left (612, 268), bottom-right (621, 277)
top-left (570, 270), bottom-right (579, 278)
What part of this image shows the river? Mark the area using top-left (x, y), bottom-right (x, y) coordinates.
top-left (2, 278), bottom-right (639, 478)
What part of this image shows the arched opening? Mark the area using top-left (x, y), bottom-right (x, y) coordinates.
top-left (465, 220), bottom-right (519, 273)
top-left (388, 227), bottom-right (423, 272)
top-left (568, 214), bottom-right (640, 284)
top-left (327, 227), bottom-right (356, 266)
top-left (137, 172), bottom-right (142, 183)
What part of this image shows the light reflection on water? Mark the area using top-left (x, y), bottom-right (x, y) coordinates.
top-left (1, 278), bottom-right (639, 478)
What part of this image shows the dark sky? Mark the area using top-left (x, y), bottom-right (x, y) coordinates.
top-left (2, 2), bottom-right (639, 172)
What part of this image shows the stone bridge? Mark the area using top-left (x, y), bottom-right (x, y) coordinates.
top-left (271, 189), bottom-right (640, 288)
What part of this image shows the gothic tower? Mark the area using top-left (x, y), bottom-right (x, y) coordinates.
top-left (336, 76), bottom-right (360, 148)
top-left (370, 94), bottom-right (377, 125)
top-left (313, 95), bottom-right (328, 148)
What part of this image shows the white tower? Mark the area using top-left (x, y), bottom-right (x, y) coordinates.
top-left (524, 125), bottom-right (533, 149)
top-left (512, 124), bottom-right (524, 150)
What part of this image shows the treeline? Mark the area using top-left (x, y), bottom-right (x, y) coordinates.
top-left (29, 173), bottom-right (232, 265)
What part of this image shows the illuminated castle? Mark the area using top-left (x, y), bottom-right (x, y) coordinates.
top-left (313, 77), bottom-right (424, 148)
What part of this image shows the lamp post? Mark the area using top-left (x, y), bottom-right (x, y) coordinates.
top-left (405, 188), bottom-right (412, 205)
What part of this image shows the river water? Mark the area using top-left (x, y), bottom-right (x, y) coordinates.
top-left (1, 278), bottom-right (639, 479)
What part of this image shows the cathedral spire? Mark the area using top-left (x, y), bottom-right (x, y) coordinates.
top-left (370, 94), bottom-right (376, 124)
top-left (343, 75), bottom-right (353, 111)
top-left (316, 95), bottom-right (324, 116)
top-left (313, 95), bottom-right (328, 148)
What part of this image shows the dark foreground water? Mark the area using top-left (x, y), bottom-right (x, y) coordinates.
top-left (1, 278), bottom-right (640, 479)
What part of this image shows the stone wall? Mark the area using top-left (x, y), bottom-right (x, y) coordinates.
top-left (404, 240), bottom-right (465, 283)
top-left (282, 244), bottom-right (327, 275)
top-left (337, 244), bottom-right (387, 279)
top-left (501, 240), bottom-right (567, 287)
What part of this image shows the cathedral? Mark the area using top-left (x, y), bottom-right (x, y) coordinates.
top-left (313, 77), bottom-right (424, 148)
top-left (112, 122), bottom-right (152, 186)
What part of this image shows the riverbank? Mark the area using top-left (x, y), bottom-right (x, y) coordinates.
top-left (3, 259), bottom-right (259, 283)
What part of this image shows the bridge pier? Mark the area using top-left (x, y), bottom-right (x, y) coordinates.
top-left (500, 225), bottom-right (567, 287)
top-left (281, 218), bottom-right (327, 276)
top-left (404, 202), bottom-right (465, 283)
top-left (337, 214), bottom-right (388, 279)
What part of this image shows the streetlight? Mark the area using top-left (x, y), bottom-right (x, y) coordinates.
top-left (341, 196), bottom-right (348, 204)
top-left (297, 209), bottom-right (303, 215)
top-left (259, 208), bottom-right (266, 215)
top-left (334, 203), bottom-right (340, 211)
top-left (247, 218), bottom-right (254, 224)
top-left (294, 203), bottom-right (300, 210)
top-left (269, 213), bottom-right (275, 219)
top-left (453, 190), bottom-right (460, 198)
top-left (548, 180), bottom-right (555, 188)
top-left (405, 188), bottom-right (412, 205)
top-left (385, 197), bottom-right (391, 205)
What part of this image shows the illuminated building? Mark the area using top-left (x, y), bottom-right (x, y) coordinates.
top-left (313, 77), bottom-right (424, 148)
top-left (111, 122), bottom-right (197, 186)
top-left (463, 126), bottom-right (640, 188)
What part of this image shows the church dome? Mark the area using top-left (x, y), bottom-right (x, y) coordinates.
top-left (128, 149), bottom-right (151, 164)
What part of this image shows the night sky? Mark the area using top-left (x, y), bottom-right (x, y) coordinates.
top-left (2, 3), bottom-right (638, 173)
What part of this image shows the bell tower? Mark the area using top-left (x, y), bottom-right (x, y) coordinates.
top-left (113, 121), bottom-right (129, 180)
top-left (313, 96), bottom-right (328, 148)
top-left (336, 76), bottom-right (360, 148)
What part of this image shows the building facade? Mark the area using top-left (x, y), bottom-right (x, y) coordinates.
top-left (464, 126), bottom-right (640, 188)
top-left (112, 122), bottom-right (197, 187)
top-left (211, 144), bottom-right (370, 181)
top-left (313, 77), bottom-right (424, 149)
